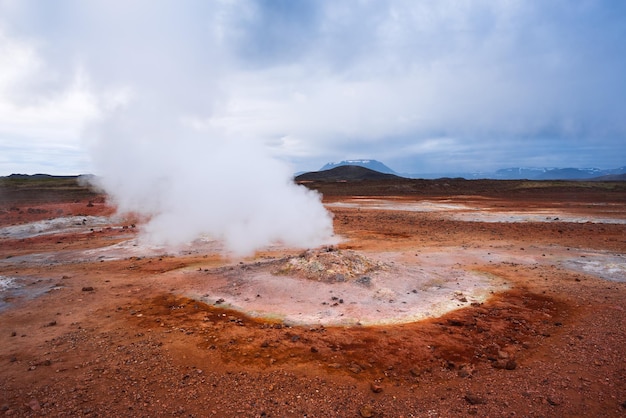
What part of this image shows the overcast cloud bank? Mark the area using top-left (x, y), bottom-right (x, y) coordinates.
top-left (0, 1), bottom-right (624, 175)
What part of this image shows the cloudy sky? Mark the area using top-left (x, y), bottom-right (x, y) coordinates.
top-left (1, 0), bottom-right (625, 176)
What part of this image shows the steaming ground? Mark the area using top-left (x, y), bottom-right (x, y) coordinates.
top-left (2, 200), bottom-right (624, 323)
top-left (0, 216), bottom-right (119, 240)
top-left (79, 242), bottom-right (624, 325)
top-left (90, 139), bottom-right (335, 256)
top-left (178, 250), bottom-right (509, 326)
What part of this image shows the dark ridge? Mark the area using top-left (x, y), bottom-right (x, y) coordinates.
top-left (0, 174), bottom-right (99, 206)
top-left (295, 165), bottom-right (404, 182)
top-left (5, 173), bottom-right (76, 179)
top-left (298, 178), bottom-right (626, 200)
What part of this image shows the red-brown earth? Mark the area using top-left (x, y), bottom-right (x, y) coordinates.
top-left (1, 178), bottom-right (625, 417)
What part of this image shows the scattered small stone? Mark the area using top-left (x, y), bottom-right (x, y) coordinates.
top-left (10, 331), bottom-right (16, 337)
top-left (356, 276), bottom-right (372, 287)
top-left (370, 382), bottom-right (383, 393)
top-left (505, 360), bottom-right (517, 370)
top-left (457, 365), bottom-right (473, 378)
top-left (82, 286), bottom-right (94, 292)
top-left (333, 274), bottom-right (346, 282)
top-left (492, 358), bottom-right (517, 370)
top-left (44, 320), bottom-right (57, 327)
top-left (359, 404), bottom-right (374, 418)
top-left (215, 298), bottom-right (225, 304)
top-left (492, 359), bottom-right (505, 369)
top-left (348, 364), bottom-right (362, 374)
top-left (409, 368), bottom-right (421, 377)
top-left (464, 392), bottom-right (486, 405)
top-left (28, 399), bottom-right (41, 411)
top-left (310, 346), bottom-right (318, 353)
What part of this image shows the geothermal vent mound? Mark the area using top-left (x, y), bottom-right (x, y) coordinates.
top-left (272, 247), bottom-right (389, 283)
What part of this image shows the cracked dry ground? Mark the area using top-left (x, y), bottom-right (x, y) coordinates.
top-left (1, 179), bottom-right (625, 417)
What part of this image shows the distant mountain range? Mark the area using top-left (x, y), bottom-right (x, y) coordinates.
top-left (493, 166), bottom-right (626, 180)
top-left (311, 160), bottom-right (626, 180)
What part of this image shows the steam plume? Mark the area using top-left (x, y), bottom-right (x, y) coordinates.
top-left (90, 117), bottom-right (334, 255)
top-left (48, 2), bottom-right (337, 255)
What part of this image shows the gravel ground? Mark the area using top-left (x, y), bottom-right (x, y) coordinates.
top-left (1, 182), bottom-right (625, 417)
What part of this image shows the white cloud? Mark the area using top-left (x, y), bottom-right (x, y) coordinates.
top-left (0, 28), bottom-right (100, 174)
top-left (1, 0), bottom-right (625, 176)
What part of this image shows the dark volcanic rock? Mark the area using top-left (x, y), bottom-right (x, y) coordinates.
top-left (464, 392), bottom-right (486, 405)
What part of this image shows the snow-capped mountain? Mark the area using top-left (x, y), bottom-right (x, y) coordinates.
top-left (495, 166), bottom-right (626, 180)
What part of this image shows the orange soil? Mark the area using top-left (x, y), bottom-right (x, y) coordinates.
top-left (1, 186), bottom-right (625, 417)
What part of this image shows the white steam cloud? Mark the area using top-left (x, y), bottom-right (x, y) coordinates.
top-left (86, 91), bottom-right (335, 254)
top-left (91, 131), bottom-right (334, 255)
top-left (65, 1), bottom-right (337, 255)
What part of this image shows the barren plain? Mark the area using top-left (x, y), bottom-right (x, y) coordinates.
top-left (1, 177), bottom-right (625, 417)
